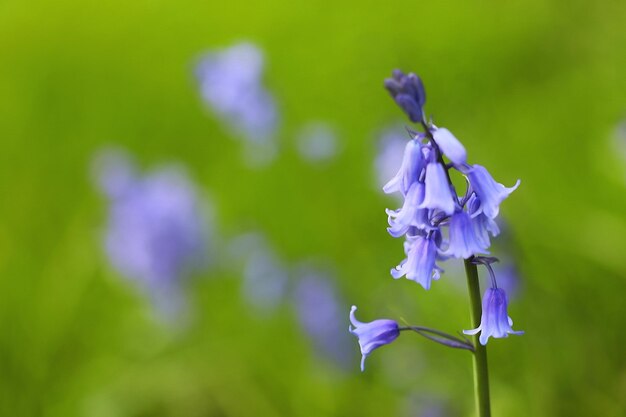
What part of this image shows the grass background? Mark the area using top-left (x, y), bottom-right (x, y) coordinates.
top-left (1, 0), bottom-right (626, 416)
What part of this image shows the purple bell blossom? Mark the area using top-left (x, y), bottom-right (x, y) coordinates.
top-left (432, 127), bottom-right (466, 165)
top-left (383, 139), bottom-right (424, 196)
top-left (386, 182), bottom-right (429, 237)
top-left (374, 127), bottom-right (408, 192)
top-left (446, 210), bottom-right (490, 259)
top-left (467, 194), bottom-right (500, 248)
top-left (463, 287), bottom-right (524, 345)
top-left (467, 165), bottom-right (520, 219)
top-left (391, 233), bottom-right (441, 289)
top-left (419, 162), bottom-right (456, 215)
top-left (349, 306), bottom-right (400, 371)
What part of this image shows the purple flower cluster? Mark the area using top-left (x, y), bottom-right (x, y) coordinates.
top-left (384, 124), bottom-right (519, 290)
top-left (349, 71), bottom-right (523, 370)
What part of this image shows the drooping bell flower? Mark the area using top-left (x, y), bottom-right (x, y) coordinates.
top-left (349, 306), bottom-right (400, 371)
top-left (463, 287), bottom-right (524, 345)
top-left (390, 233), bottom-right (441, 289)
top-left (467, 165), bottom-right (520, 219)
top-left (446, 210), bottom-right (489, 259)
top-left (432, 127), bottom-right (466, 166)
top-left (383, 139), bottom-right (424, 196)
top-left (386, 182), bottom-right (429, 237)
top-left (467, 194), bottom-right (500, 249)
top-left (419, 162), bottom-right (456, 215)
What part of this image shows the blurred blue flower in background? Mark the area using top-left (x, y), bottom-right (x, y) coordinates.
top-left (293, 267), bottom-right (354, 368)
top-left (226, 233), bottom-right (289, 314)
top-left (94, 149), bottom-right (211, 315)
top-left (195, 42), bottom-right (279, 166)
top-left (296, 122), bottom-right (340, 163)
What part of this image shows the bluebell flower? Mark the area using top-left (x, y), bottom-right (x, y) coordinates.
top-left (467, 194), bottom-right (500, 249)
top-left (391, 233), bottom-right (441, 289)
top-left (375, 127), bottom-right (408, 191)
top-left (446, 210), bottom-right (489, 259)
top-left (384, 70), bottom-right (426, 122)
top-left (463, 287), bottom-right (524, 345)
top-left (383, 138), bottom-right (424, 196)
top-left (467, 165), bottom-right (520, 219)
top-left (97, 151), bottom-right (209, 313)
top-left (386, 182), bottom-right (429, 237)
top-left (419, 162), bottom-right (456, 215)
top-left (349, 306), bottom-right (400, 371)
top-left (432, 127), bottom-right (466, 166)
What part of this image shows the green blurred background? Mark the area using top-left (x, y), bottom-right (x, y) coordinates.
top-left (1, 0), bottom-right (626, 416)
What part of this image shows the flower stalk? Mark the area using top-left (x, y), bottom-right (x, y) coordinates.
top-left (465, 258), bottom-right (491, 417)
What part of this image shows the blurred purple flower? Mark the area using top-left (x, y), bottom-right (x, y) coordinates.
top-left (296, 122), bottom-right (340, 162)
top-left (95, 150), bottom-right (209, 312)
top-left (293, 269), bottom-right (354, 367)
top-left (195, 42), bottom-right (279, 165)
top-left (463, 287), bottom-right (524, 345)
top-left (243, 247), bottom-right (289, 313)
top-left (226, 233), bottom-right (289, 313)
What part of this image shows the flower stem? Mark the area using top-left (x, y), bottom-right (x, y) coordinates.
top-left (464, 258), bottom-right (491, 417)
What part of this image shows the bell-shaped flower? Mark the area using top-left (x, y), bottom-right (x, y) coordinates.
top-left (467, 194), bottom-right (500, 248)
top-left (467, 165), bottom-right (520, 219)
top-left (386, 182), bottom-right (429, 237)
top-left (383, 139), bottom-right (424, 196)
top-left (445, 210), bottom-right (489, 259)
top-left (463, 287), bottom-right (524, 345)
top-left (432, 127), bottom-right (466, 165)
top-left (419, 162), bottom-right (456, 215)
top-left (349, 306), bottom-right (400, 371)
top-left (390, 233), bottom-right (441, 289)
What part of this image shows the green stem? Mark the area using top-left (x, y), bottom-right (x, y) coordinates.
top-left (464, 258), bottom-right (491, 417)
